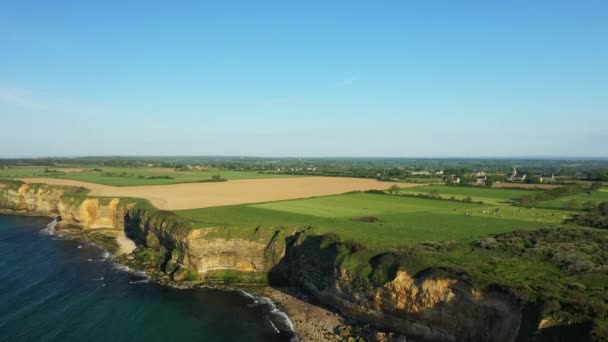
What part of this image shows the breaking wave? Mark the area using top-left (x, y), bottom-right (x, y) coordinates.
top-left (40, 217), bottom-right (60, 235)
top-left (238, 290), bottom-right (296, 340)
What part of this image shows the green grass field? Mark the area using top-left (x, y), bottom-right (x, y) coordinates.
top-left (0, 166), bottom-right (303, 186)
top-left (251, 192), bottom-right (479, 217)
top-left (176, 192), bottom-right (568, 248)
top-left (0, 167), bottom-right (53, 178)
top-left (536, 191), bottom-right (608, 210)
top-left (398, 185), bottom-right (536, 205)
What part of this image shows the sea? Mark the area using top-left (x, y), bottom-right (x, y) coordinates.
top-left (0, 214), bottom-right (295, 342)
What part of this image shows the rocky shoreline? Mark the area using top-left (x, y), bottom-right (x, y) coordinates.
top-left (261, 287), bottom-right (411, 342)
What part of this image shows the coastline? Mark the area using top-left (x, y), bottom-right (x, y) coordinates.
top-left (261, 287), bottom-right (346, 341)
top-left (0, 201), bottom-right (412, 342)
top-left (0, 210), bottom-right (306, 340)
top-left (260, 287), bottom-right (410, 342)
top-left (0, 209), bottom-right (411, 342)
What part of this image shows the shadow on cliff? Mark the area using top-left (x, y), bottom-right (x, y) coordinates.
top-left (266, 232), bottom-right (553, 342)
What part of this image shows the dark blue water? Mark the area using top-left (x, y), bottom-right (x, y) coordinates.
top-left (0, 214), bottom-right (294, 342)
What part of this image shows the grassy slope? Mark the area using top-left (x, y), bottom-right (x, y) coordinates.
top-left (536, 191), bottom-right (608, 210)
top-left (0, 167), bottom-right (303, 186)
top-left (176, 192), bottom-right (567, 248)
top-left (399, 185), bottom-right (534, 204)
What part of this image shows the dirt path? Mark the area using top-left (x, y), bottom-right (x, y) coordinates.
top-left (17, 177), bottom-right (422, 210)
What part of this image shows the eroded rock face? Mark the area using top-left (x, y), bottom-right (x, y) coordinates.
top-left (372, 271), bottom-right (521, 341)
top-left (186, 230), bottom-right (269, 274)
top-left (121, 207), bottom-right (276, 277)
top-left (275, 234), bottom-right (524, 342)
top-left (0, 184), bottom-right (127, 229)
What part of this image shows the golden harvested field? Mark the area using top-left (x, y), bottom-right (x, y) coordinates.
top-left (17, 177), bottom-right (421, 210)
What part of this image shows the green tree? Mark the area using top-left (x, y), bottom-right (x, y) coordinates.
top-left (211, 174), bottom-right (225, 181)
top-left (591, 182), bottom-right (603, 191)
top-left (583, 201), bottom-right (596, 210)
top-left (387, 184), bottom-right (400, 195)
top-left (526, 175), bottom-right (542, 184)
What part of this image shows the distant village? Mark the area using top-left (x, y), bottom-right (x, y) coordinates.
top-left (404, 167), bottom-right (558, 186)
top-left (174, 163), bottom-right (561, 186)
top-left (144, 161), bottom-right (572, 187)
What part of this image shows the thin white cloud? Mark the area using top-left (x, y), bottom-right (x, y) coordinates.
top-left (0, 86), bottom-right (50, 111)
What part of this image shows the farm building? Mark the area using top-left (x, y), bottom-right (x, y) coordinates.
top-left (508, 167), bottom-right (526, 182)
top-left (476, 176), bottom-right (487, 184)
top-left (444, 175), bottom-right (461, 184)
top-left (540, 174), bottom-right (556, 183)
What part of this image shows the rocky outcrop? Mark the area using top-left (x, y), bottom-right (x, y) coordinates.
top-left (270, 233), bottom-right (526, 342)
top-left (0, 181), bottom-right (277, 281)
top-left (0, 182), bottom-right (129, 229)
top-left (187, 232), bottom-right (268, 273)
top-left (121, 208), bottom-right (276, 277)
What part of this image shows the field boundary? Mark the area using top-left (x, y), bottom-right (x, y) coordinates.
top-left (17, 177), bottom-right (422, 210)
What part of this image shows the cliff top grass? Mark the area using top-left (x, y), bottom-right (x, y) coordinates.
top-left (175, 192), bottom-right (571, 248)
top-left (0, 179), bottom-right (26, 191)
top-left (324, 227), bottom-right (608, 334)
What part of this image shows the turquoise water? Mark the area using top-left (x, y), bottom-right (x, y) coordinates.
top-left (0, 214), bottom-right (294, 342)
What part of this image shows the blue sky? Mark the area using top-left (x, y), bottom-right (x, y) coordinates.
top-left (0, 1), bottom-right (606, 157)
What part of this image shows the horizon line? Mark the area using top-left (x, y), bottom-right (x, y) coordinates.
top-left (2, 155), bottom-right (608, 160)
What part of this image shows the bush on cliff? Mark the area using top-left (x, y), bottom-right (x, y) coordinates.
top-left (133, 247), bottom-right (165, 267)
top-left (572, 201), bottom-right (608, 229)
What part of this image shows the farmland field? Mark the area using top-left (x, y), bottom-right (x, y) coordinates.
top-left (250, 192), bottom-right (479, 217)
top-left (17, 177), bottom-right (412, 210)
top-left (0, 167), bottom-right (55, 178)
top-left (398, 185), bottom-right (535, 204)
top-left (0, 166), bottom-right (302, 186)
top-left (177, 192), bottom-right (568, 248)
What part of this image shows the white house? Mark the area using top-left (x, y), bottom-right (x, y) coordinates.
top-left (540, 174), bottom-right (556, 183)
top-left (508, 167), bottom-right (526, 182)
